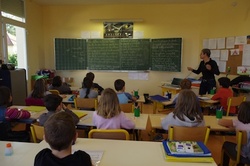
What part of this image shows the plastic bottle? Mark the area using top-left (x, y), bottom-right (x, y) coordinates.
top-left (5, 143), bottom-right (13, 156)
top-left (134, 102), bottom-right (140, 117)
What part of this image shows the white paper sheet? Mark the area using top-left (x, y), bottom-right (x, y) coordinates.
top-left (81, 31), bottom-right (91, 39)
top-left (218, 61), bottom-right (227, 72)
top-left (237, 66), bottom-right (250, 75)
top-left (128, 72), bottom-right (148, 80)
top-left (217, 38), bottom-right (225, 49)
top-left (235, 36), bottom-right (247, 45)
top-left (208, 39), bottom-right (217, 49)
top-left (210, 50), bottom-right (220, 58)
top-left (242, 44), bottom-right (250, 66)
top-left (91, 31), bottom-right (101, 38)
top-left (226, 37), bottom-right (235, 49)
top-left (220, 50), bottom-right (229, 61)
top-left (203, 39), bottom-right (209, 48)
top-left (134, 31), bottom-right (144, 39)
top-left (230, 49), bottom-right (239, 56)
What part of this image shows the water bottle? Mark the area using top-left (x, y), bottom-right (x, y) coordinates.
top-left (134, 102), bottom-right (140, 117)
top-left (5, 143), bottom-right (13, 156)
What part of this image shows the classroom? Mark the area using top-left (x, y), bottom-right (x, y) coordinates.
top-left (2, 0), bottom-right (250, 95)
top-left (1, 0), bottom-right (250, 165)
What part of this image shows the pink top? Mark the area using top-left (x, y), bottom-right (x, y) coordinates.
top-left (233, 118), bottom-right (250, 131)
top-left (93, 111), bottom-right (135, 129)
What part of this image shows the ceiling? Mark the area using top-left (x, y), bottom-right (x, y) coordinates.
top-left (32, 0), bottom-right (212, 5)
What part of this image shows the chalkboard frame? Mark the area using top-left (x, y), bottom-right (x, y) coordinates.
top-left (54, 38), bottom-right (182, 72)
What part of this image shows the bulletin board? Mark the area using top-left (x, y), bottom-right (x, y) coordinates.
top-left (205, 36), bottom-right (250, 76)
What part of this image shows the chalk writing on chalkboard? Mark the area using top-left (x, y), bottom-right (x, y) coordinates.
top-left (151, 38), bottom-right (182, 72)
top-left (55, 38), bottom-right (182, 72)
top-left (55, 38), bottom-right (87, 70)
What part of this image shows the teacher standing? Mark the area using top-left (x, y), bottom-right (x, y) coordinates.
top-left (187, 48), bottom-right (220, 95)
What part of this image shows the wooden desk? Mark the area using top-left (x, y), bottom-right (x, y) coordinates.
top-left (5, 139), bottom-right (215, 166)
top-left (161, 86), bottom-right (181, 96)
top-left (149, 114), bottom-right (235, 132)
top-left (61, 94), bottom-right (75, 104)
top-left (199, 95), bottom-right (219, 108)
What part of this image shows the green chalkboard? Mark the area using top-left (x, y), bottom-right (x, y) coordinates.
top-left (151, 38), bottom-right (182, 72)
top-left (87, 39), bottom-right (120, 70)
top-left (87, 39), bottom-right (150, 70)
top-left (120, 39), bottom-right (150, 70)
top-left (54, 38), bottom-right (182, 71)
top-left (55, 38), bottom-right (87, 70)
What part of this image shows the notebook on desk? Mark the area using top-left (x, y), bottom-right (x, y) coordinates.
top-left (165, 78), bottom-right (183, 88)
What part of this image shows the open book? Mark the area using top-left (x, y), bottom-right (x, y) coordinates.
top-left (162, 140), bottom-right (211, 157)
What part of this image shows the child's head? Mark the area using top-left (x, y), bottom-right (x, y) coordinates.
top-left (218, 77), bottom-right (230, 88)
top-left (86, 72), bottom-right (95, 82)
top-left (44, 111), bottom-right (77, 151)
top-left (114, 79), bottom-right (125, 91)
top-left (82, 77), bottom-right (93, 89)
top-left (201, 48), bottom-right (211, 57)
top-left (174, 89), bottom-right (203, 121)
top-left (44, 94), bottom-right (63, 112)
top-left (0, 86), bottom-right (12, 106)
top-left (97, 88), bottom-right (121, 118)
top-left (52, 76), bottom-right (62, 87)
top-left (180, 79), bottom-right (191, 90)
top-left (237, 101), bottom-right (250, 124)
top-left (32, 78), bottom-right (47, 98)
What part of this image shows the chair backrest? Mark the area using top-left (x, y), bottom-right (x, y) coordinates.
top-left (168, 126), bottom-right (210, 145)
top-left (25, 98), bottom-right (44, 106)
top-left (49, 89), bottom-right (60, 95)
top-left (226, 96), bottom-right (246, 116)
top-left (88, 129), bottom-right (130, 140)
top-left (236, 130), bottom-right (248, 164)
top-left (74, 97), bottom-right (97, 110)
top-left (30, 124), bottom-right (44, 143)
top-left (119, 103), bottom-right (133, 113)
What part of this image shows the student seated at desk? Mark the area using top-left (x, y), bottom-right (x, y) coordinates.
top-left (218, 101), bottom-right (250, 166)
top-left (161, 89), bottom-right (204, 131)
top-left (34, 112), bottom-right (92, 166)
top-left (86, 72), bottom-right (104, 95)
top-left (114, 79), bottom-right (137, 104)
top-left (39, 94), bottom-right (79, 126)
top-left (211, 77), bottom-right (234, 115)
top-left (49, 76), bottom-right (72, 94)
top-left (26, 78), bottom-right (51, 106)
top-left (93, 88), bottom-right (135, 129)
top-left (0, 86), bottom-right (31, 142)
top-left (79, 77), bottom-right (98, 99)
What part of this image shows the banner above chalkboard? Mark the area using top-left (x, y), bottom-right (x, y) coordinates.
top-left (55, 38), bottom-right (182, 71)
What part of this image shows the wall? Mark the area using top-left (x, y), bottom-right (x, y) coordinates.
top-left (25, 0), bottom-right (250, 95)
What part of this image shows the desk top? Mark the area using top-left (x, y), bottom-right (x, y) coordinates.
top-left (0, 139), bottom-right (216, 166)
top-left (149, 114), bottom-right (235, 131)
top-left (78, 111), bottom-right (148, 130)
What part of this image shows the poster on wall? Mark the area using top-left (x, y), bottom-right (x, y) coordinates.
top-left (103, 22), bottom-right (133, 38)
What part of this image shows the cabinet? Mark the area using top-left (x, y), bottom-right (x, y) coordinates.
top-left (0, 69), bottom-right (27, 105)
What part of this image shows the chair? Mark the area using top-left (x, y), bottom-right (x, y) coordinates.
top-left (221, 130), bottom-right (250, 166)
top-left (226, 96), bottom-right (246, 116)
top-left (30, 123), bottom-right (44, 143)
top-left (88, 129), bottom-right (130, 140)
top-left (168, 126), bottom-right (210, 145)
top-left (25, 97), bottom-right (44, 106)
top-left (74, 97), bottom-right (97, 110)
top-left (49, 89), bottom-right (60, 95)
top-left (119, 103), bottom-right (133, 113)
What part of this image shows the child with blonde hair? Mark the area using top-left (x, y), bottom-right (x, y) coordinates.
top-left (93, 88), bottom-right (135, 129)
